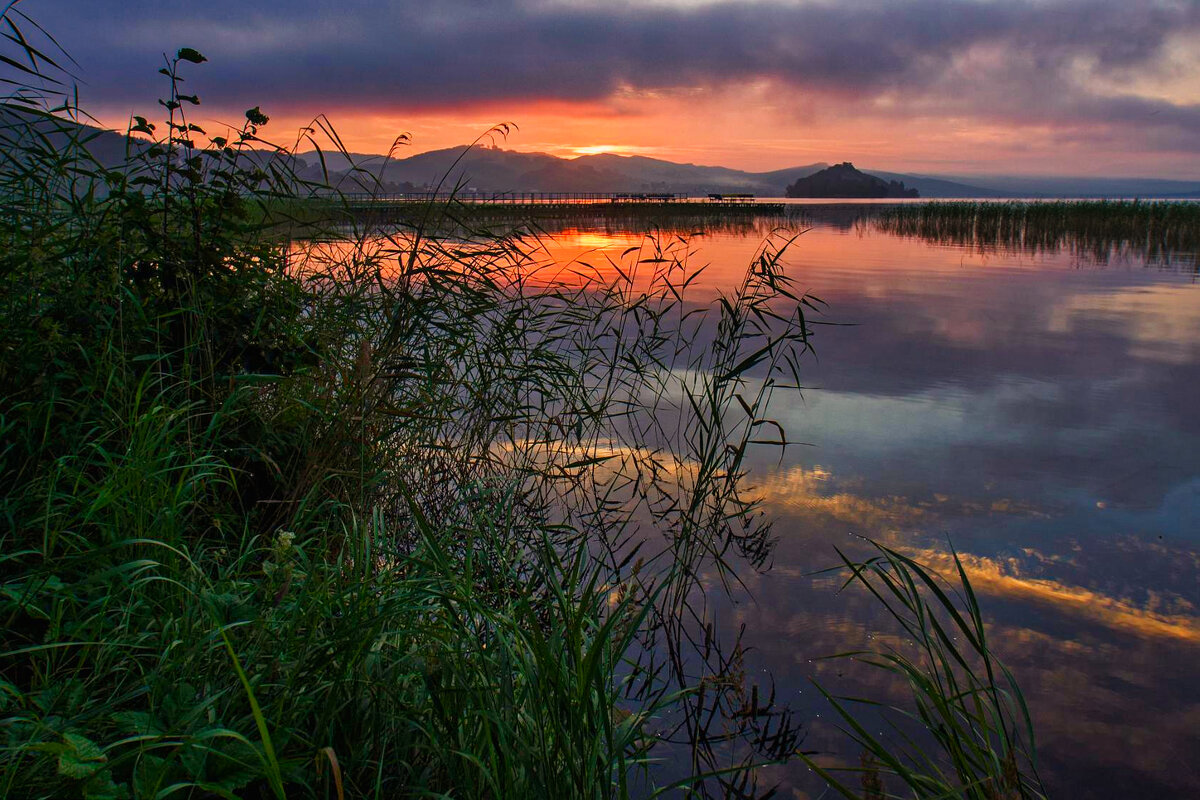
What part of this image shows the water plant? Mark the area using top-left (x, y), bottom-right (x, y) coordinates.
top-left (873, 200), bottom-right (1200, 268)
top-left (804, 542), bottom-right (1047, 800)
top-left (0, 5), bottom-right (1054, 798)
top-left (0, 8), bottom-right (807, 797)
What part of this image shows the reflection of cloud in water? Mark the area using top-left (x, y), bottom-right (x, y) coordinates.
top-left (699, 224), bottom-right (1200, 797)
top-left (311, 221), bottom-right (1200, 795)
top-left (752, 465), bottom-right (1200, 643)
top-left (1156, 477), bottom-right (1200, 539)
top-left (717, 496), bottom-right (1200, 796)
top-left (904, 546), bottom-right (1200, 643)
top-left (757, 465), bottom-right (927, 529)
top-left (1047, 283), bottom-right (1200, 365)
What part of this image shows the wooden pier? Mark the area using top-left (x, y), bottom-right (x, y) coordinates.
top-left (330, 191), bottom-right (785, 216)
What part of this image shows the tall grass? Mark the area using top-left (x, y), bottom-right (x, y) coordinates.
top-left (874, 201), bottom-right (1200, 267)
top-left (804, 542), bottom-right (1047, 800)
top-left (0, 11), bottom-right (809, 798)
top-left (0, 7), bottom-right (1051, 798)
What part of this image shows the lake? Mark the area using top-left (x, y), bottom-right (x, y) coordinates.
top-left (529, 207), bottom-right (1200, 798)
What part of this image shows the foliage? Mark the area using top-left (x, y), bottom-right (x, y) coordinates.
top-left (803, 542), bottom-right (1047, 800)
top-left (0, 8), bottom-right (812, 798)
top-left (0, 6), bottom-right (1052, 798)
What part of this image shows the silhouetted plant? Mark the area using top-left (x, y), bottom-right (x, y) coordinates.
top-left (802, 541), bottom-right (1047, 800)
top-left (874, 200), bottom-right (1200, 269)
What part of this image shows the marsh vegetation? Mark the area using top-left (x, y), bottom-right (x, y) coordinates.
top-left (873, 200), bottom-right (1200, 267)
top-left (0, 9), bottom-right (1052, 799)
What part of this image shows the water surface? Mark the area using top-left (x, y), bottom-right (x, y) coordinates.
top-left (536, 214), bottom-right (1200, 798)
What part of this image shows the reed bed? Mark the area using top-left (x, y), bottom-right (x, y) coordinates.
top-left (874, 201), bottom-right (1200, 267)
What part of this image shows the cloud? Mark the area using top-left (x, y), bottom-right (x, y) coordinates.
top-left (21, 0), bottom-right (1200, 152)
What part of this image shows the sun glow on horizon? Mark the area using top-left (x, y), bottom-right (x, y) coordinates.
top-left (567, 144), bottom-right (660, 157)
top-left (86, 68), bottom-right (1200, 179)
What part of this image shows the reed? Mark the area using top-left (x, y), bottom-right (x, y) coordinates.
top-left (803, 541), bottom-right (1048, 799)
top-left (0, 7), bottom-right (1047, 798)
top-left (874, 200), bottom-right (1200, 267)
top-left (0, 11), bottom-right (807, 798)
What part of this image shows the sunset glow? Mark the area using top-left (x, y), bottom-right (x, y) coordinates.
top-left (567, 145), bottom-right (660, 157)
top-left (33, 0), bottom-right (1200, 179)
top-left (7, 2), bottom-right (1200, 796)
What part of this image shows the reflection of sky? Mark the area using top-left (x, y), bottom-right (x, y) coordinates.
top-left (533, 222), bottom-right (1200, 798)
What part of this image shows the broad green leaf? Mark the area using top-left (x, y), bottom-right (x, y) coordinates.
top-left (133, 754), bottom-right (171, 798)
top-left (57, 733), bottom-right (106, 779)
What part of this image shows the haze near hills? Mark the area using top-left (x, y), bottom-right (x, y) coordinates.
top-left (303, 145), bottom-right (1200, 199)
top-left (4, 105), bottom-right (1198, 198)
top-left (301, 146), bottom-right (995, 197)
top-left (296, 146), bottom-right (831, 196)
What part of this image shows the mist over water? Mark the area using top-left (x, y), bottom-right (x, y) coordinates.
top-left (529, 214), bottom-right (1200, 798)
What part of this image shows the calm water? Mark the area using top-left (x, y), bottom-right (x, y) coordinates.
top-left (538, 216), bottom-right (1200, 798)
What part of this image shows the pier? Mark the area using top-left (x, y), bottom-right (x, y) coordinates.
top-left (331, 191), bottom-right (785, 216)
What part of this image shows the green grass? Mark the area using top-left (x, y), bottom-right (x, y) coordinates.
top-left (804, 542), bottom-right (1046, 800)
top-left (0, 20), bottom-right (813, 800)
top-left (0, 9), bottom-right (1051, 799)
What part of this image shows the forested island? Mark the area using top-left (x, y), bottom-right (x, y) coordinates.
top-left (786, 162), bottom-right (920, 198)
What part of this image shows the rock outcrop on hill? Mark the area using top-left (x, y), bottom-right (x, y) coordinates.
top-left (785, 162), bottom-right (919, 198)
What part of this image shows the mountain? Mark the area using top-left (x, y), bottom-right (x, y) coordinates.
top-left (296, 150), bottom-right (1200, 198)
top-left (297, 145), bottom-right (827, 195)
top-left (0, 105), bottom-right (135, 167)
top-left (0, 104), bottom-right (300, 178)
top-left (569, 153), bottom-right (826, 194)
top-left (785, 162), bottom-right (919, 198)
top-left (919, 174), bottom-right (1200, 198)
top-left (7, 105), bottom-right (1200, 198)
top-left (864, 170), bottom-right (1004, 198)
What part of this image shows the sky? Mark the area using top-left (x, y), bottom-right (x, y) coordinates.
top-left (16, 0), bottom-right (1200, 177)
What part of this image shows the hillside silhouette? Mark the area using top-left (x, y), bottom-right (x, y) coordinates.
top-left (786, 162), bottom-right (919, 198)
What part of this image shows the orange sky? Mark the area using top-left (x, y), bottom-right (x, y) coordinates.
top-left (35, 0), bottom-right (1200, 179)
top-left (178, 79), bottom-right (1200, 177)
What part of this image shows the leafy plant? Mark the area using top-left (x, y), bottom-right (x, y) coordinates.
top-left (803, 541), bottom-right (1047, 800)
top-left (0, 5), bottom-right (1051, 799)
top-left (0, 6), bottom-right (812, 797)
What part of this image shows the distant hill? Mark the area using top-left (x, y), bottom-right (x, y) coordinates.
top-left (786, 162), bottom-right (919, 198)
top-left (0, 104), bottom-right (299, 177)
top-left (0, 105), bottom-right (135, 167)
top-left (6, 105), bottom-right (1199, 198)
top-left (297, 146), bottom-right (828, 195)
top-left (568, 153), bottom-right (826, 194)
top-left (863, 170), bottom-right (1004, 198)
top-left (303, 150), bottom-right (1200, 198)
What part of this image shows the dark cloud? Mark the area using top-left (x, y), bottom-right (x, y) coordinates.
top-left (18, 0), bottom-right (1200, 149)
